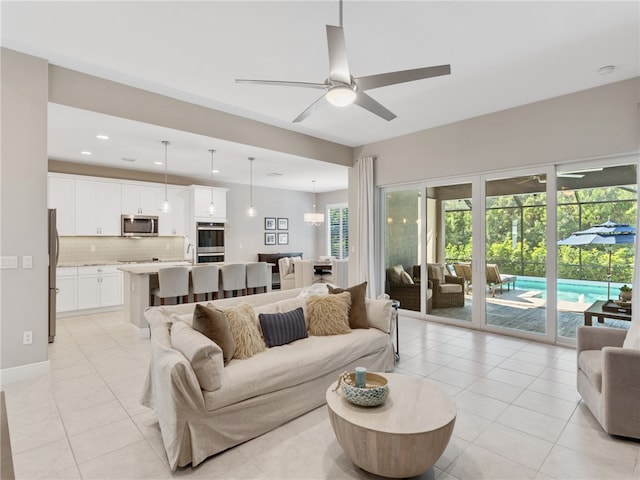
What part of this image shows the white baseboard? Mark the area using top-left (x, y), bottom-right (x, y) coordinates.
top-left (130, 323), bottom-right (150, 339)
top-left (0, 360), bottom-right (50, 389)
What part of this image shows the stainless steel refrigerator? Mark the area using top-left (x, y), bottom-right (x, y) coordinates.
top-left (48, 208), bottom-right (59, 343)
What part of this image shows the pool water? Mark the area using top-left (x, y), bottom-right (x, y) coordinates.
top-left (515, 276), bottom-right (627, 304)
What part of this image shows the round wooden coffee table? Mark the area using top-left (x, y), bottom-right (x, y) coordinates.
top-left (326, 372), bottom-right (456, 478)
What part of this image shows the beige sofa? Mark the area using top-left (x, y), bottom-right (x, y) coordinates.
top-left (141, 287), bottom-right (396, 469)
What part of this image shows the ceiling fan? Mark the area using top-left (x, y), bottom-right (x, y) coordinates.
top-left (235, 0), bottom-right (451, 123)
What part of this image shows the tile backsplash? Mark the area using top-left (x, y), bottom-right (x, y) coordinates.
top-left (59, 236), bottom-right (187, 266)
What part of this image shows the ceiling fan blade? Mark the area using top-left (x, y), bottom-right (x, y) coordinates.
top-left (235, 79), bottom-right (327, 89)
top-left (355, 64), bottom-right (451, 91)
top-left (326, 25), bottom-right (351, 85)
top-left (353, 92), bottom-right (396, 121)
top-left (292, 95), bottom-right (328, 123)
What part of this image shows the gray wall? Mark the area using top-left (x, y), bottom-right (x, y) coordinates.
top-left (1, 49), bottom-right (49, 372)
top-left (314, 189), bottom-right (349, 258)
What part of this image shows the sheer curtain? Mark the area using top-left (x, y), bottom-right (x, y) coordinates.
top-left (356, 156), bottom-right (376, 296)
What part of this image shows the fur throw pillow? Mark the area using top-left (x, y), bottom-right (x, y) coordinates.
top-left (219, 303), bottom-right (266, 359)
top-left (307, 292), bottom-right (352, 336)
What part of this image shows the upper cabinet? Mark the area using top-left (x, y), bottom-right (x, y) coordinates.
top-left (48, 175), bottom-right (76, 235)
top-left (121, 184), bottom-right (161, 215)
top-left (192, 185), bottom-right (228, 222)
top-left (75, 180), bottom-right (122, 236)
top-left (159, 187), bottom-right (189, 236)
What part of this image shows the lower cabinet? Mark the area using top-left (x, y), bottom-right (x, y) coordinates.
top-left (56, 267), bottom-right (78, 312)
top-left (74, 265), bottom-right (123, 311)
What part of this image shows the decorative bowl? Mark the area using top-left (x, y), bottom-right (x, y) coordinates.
top-left (338, 372), bottom-right (389, 407)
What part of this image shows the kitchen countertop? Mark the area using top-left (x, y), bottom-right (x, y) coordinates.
top-left (118, 261), bottom-right (193, 274)
top-left (58, 259), bottom-right (189, 268)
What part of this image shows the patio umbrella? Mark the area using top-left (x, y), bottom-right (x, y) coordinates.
top-left (558, 220), bottom-right (636, 300)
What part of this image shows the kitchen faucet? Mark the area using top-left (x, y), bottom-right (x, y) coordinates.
top-left (186, 243), bottom-right (195, 264)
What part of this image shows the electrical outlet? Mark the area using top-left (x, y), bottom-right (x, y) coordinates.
top-left (22, 256), bottom-right (33, 269)
top-left (90, 246), bottom-right (96, 253)
top-left (23, 331), bottom-right (33, 345)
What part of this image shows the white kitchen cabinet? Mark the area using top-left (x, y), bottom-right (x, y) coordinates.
top-left (76, 265), bottom-right (122, 310)
top-left (48, 176), bottom-right (76, 236)
top-left (122, 184), bottom-right (161, 215)
top-left (56, 267), bottom-right (78, 312)
top-left (75, 180), bottom-right (121, 236)
top-left (191, 185), bottom-right (227, 221)
top-left (159, 187), bottom-right (189, 236)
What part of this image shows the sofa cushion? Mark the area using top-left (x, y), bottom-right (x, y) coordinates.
top-left (387, 265), bottom-right (404, 285)
top-left (258, 307), bottom-right (308, 347)
top-left (579, 350), bottom-right (603, 392)
top-left (440, 283), bottom-right (463, 294)
top-left (307, 292), bottom-right (352, 336)
top-left (192, 304), bottom-right (235, 365)
top-left (171, 320), bottom-right (224, 392)
top-left (623, 316), bottom-right (640, 350)
top-left (219, 303), bottom-right (266, 359)
top-left (298, 283), bottom-right (330, 298)
top-left (328, 282), bottom-right (369, 330)
top-left (428, 263), bottom-right (445, 283)
top-left (254, 296), bottom-right (309, 329)
top-left (400, 271), bottom-right (414, 285)
top-left (366, 299), bottom-right (393, 333)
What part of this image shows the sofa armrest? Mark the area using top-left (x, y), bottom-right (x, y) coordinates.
top-left (444, 274), bottom-right (464, 285)
top-left (601, 346), bottom-right (640, 433)
top-left (577, 326), bottom-right (627, 354)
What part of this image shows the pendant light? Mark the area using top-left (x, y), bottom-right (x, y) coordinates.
top-left (208, 149), bottom-right (216, 216)
top-left (304, 180), bottom-right (325, 226)
top-left (161, 140), bottom-right (170, 213)
top-left (246, 157), bottom-right (257, 217)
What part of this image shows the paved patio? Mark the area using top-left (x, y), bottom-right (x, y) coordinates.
top-left (429, 288), bottom-right (631, 339)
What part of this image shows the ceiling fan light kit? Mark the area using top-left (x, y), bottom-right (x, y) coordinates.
top-left (326, 84), bottom-right (357, 106)
top-left (236, 0), bottom-right (451, 122)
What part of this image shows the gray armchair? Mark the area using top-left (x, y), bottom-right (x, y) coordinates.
top-left (576, 326), bottom-right (640, 439)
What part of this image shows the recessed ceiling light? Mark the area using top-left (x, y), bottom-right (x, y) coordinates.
top-left (267, 172), bottom-right (283, 177)
top-left (154, 161), bottom-right (163, 166)
top-left (122, 157), bottom-right (136, 162)
top-left (211, 169), bottom-right (220, 173)
top-left (81, 151), bottom-right (92, 155)
top-left (598, 65), bottom-right (615, 75)
top-left (96, 134), bottom-right (110, 140)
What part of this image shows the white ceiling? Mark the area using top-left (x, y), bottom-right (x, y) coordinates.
top-left (2, 1), bottom-right (638, 192)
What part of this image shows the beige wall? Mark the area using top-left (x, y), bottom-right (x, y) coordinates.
top-left (1, 49), bottom-right (49, 374)
top-left (355, 77), bottom-right (640, 188)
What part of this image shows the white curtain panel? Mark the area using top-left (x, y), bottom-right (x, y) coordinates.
top-left (356, 156), bottom-right (376, 296)
top-left (633, 195), bottom-right (640, 322)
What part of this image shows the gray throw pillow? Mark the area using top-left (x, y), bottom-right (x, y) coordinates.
top-left (192, 304), bottom-right (236, 365)
top-left (258, 307), bottom-right (308, 347)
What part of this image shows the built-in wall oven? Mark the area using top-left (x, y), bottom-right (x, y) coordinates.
top-left (196, 222), bottom-right (225, 263)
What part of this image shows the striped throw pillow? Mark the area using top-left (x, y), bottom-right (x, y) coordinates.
top-left (258, 307), bottom-right (308, 347)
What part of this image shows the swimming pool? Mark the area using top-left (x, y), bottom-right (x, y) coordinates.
top-left (515, 276), bottom-right (627, 304)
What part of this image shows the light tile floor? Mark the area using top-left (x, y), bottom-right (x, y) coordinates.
top-left (4, 310), bottom-right (640, 479)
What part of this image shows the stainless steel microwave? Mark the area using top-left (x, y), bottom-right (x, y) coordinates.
top-left (121, 215), bottom-right (159, 237)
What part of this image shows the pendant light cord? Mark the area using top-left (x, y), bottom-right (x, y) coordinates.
top-left (162, 140), bottom-right (169, 202)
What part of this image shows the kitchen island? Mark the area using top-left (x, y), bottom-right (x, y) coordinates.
top-left (119, 262), bottom-right (272, 336)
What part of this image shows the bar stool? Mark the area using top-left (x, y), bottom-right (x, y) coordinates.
top-left (221, 263), bottom-right (247, 298)
top-left (246, 262), bottom-right (268, 295)
top-left (191, 265), bottom-right (219, 302)
top-left (150, 266), bottom-right (189, 306)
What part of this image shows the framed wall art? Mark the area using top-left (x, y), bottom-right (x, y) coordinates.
top-left (265, 232), bottom-right (276, 245)
top-left (265, 217), bottom-right (276, 230)
top-left (277, 217), bottom-right (289, 230)
top-left (278, 232), bottom-right (289, 245)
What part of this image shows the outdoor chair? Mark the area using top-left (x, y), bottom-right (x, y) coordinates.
top-left (576, 323), bottom-right (640, 439)
top-left (486, 264), bottom-right (516, 297)
top-left (427, 263), bottom-right (464, 308)
top-left (385, 265), bottom-right (432, 313)
top-left (453, 262), bottom-right (473, 293)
